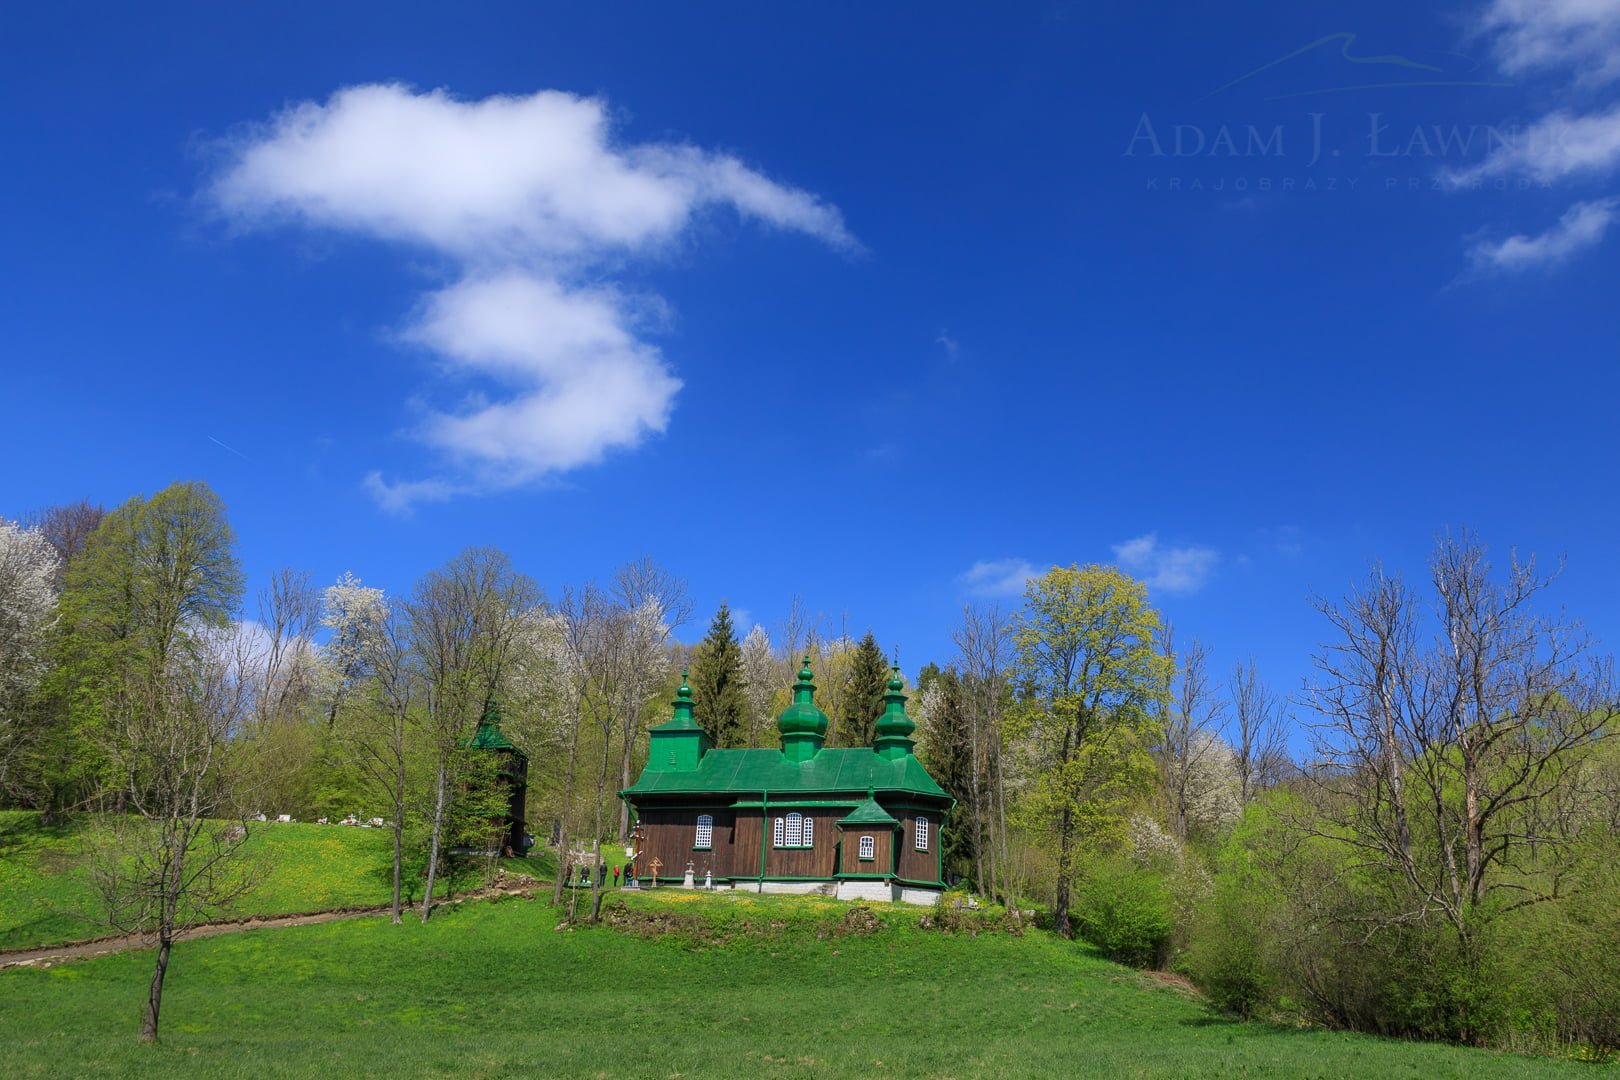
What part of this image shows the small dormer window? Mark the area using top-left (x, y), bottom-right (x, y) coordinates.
top-left (859, 835), bottom-right (875, 860)
top-left (915, 816), bottom-right (930, 851)
top-left (695, 814), bottom-right (713, 850)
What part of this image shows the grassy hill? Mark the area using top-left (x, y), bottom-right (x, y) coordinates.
top-left (0, 810), bottom-right (555, 951)
top-left (0, 888), bottom-right (1596, 1078)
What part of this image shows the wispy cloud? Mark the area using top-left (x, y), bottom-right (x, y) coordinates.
top-left (958, 558), bottom-right (1039, 598)
top-left (935, 329), bottom-right (960, 359)
top-left (1444, 104), bottom-right (1620, 187)
top-left (1469, 197), bottom-right (1620, 271)
top-left (1112, 533), bottom-right (1219, 594)
top-left (1452, 1), bottom-right (1620, 274)
top-left (210, 84), bottom-right (855, 510)
top-left (1477, 0), bottom-right (1620, 86)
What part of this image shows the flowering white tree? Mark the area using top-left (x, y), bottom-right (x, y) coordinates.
top-left (0, 522), bottom-right (61, 794)
top-left (320, 571), bottom-right (389, 723)
top-left (740, 624), bottom-right (779, 747)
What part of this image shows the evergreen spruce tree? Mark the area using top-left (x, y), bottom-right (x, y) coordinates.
top-left (837, 632), bottom-right (889, 747)
top-left (689, 602), bottom-right (750, 748)
top-left (916, 664), bottom-right (977, 883)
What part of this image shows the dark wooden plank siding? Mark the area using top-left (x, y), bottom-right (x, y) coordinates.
top-left (838, 828), bottom-right (893, 875)
top-left (760, 808), bottom-right (841, 878)
top-left (637, 808), bottom-right (736, 881)
top-left (895, 811), bottom-right (942, 882)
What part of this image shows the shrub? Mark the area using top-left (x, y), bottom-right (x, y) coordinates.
top-left (1074, 860), bottom-right (1173, 968)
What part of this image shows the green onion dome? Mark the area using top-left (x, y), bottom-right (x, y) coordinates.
top-left (873, 667), bottom-right (915, 739)
top-left (777, 656), bottom-right (830, 738)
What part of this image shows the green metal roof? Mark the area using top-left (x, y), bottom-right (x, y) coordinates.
top-left (463, 699), bottom-right (519, 751)
top-left (466, 720), bottom-right (517, 751)
top-left (622, 745), bottom-right (950, 801)
top-left (839, 792), bottom-right (900, 826)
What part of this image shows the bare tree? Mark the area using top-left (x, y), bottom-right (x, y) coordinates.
top-left (550, 582), bottom-right (604, 905)
top-left (953, 603), bottom-right (1014, 910)
top-left (610, 558), bottom-right (689, 839)
top-left (91, 630), bottom-right (259, 1043)
top-left (27, 499), bottom-right (105, 588)
top-left (1304, 533), bottom-right (1617, 984)
top-left (1227, 658), bottom-right (1289, 805)
top-left (1156, 630), bottom-right (1230, 842)
top-left (405, 548), bottom-right (538, 922)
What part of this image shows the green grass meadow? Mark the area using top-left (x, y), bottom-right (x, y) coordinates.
top-left (0, 811), bottom-right (404, 951)
top-left (0, 888), bottom-right (1598, 1079)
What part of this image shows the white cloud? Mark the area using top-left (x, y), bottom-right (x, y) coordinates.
top-left (1451, 1), bottom-right (1620, 274)
top-left (1469, 197), bottom-right (1620, 270)
top-left (1477, 0), bottom-right (1620, 86)
top-left (959, 558), bottom-right (1040, 598)
top-left (1112, 533), bottom-right (1219, 595)
top-left (210, 84), bottom-right (854, 509)
top-left (1444, 104), bottom-right (1620, 186)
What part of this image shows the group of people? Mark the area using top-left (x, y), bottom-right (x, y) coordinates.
top-left (573, 862), bottom-right (634, 888)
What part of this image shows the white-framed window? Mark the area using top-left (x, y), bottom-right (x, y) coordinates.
top-left (915, 816), bottom-right (930, 851)
top-left (774, 812), bottom-right (813, 848)
top-left (859, 835), bottom-right (875, 860)
top-left (695, 814), bottom-right (713, 850)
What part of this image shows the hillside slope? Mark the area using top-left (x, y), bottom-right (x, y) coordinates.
top-left (0, 890), bottom-right (1592, 1078)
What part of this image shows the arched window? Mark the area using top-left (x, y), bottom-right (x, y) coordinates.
top-left (859, 835), bottom-right (875, 860)
top-left (773, 817), bottom-right (785, 847)
top-left (802, 817), bottom-right (814, 847)
top-left (785, 812), bottom-right (804, 847)
top-left (915, 816), bottom-right (930, 851)
top-left (694, 814), bottom-right (713, 850)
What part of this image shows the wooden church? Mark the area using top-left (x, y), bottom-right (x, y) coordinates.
top-left (620, 658), bottom-right (954, 903)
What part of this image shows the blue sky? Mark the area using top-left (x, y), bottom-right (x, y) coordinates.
top-left (4, 1), bottom-right (1619, 714)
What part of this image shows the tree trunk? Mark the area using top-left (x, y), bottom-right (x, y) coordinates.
top-left (589, 839), bottom-right (606, 924)
top-left (140, 933), bottom-right (172, 1042)
top-left (419, 760), bottom-right (448, 923)
top-left (551, 706), bottom-right (583, 905)
top-left (390, 809), bottom-right (404, 924)
top-left (1053, 806), bottom-right (1074, 938)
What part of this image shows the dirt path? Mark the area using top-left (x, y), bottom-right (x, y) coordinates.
top-left (0, 877), bottom-right (548, 970)
top-left (0, 906), bottom-right (394, 969)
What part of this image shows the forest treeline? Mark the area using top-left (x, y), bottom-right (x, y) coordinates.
top-left (2, 480), bottom-right (1618, 1056)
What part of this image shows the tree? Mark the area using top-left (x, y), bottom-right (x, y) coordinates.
top-left (739, 624), bottom-right (779, 747)
top-left (1156, 632), bottom-right (1234, 842)
top-left (1227, 658), bottom-right (1288, 805)
top-left (28, 499), bottom-right (105, 589)
top-left (321, 573), bottom-right (418, 923)
top-left (0, 521), bottom-right (61, 799)
top-left (1302, 533), bottom-right (1616, 1040)
top-left (65, 481), bottom-right (249, 1042)
top-left (1010, 564), bottom-right (1171, 938)
top-left (953, 603), bottom-right (1015, 908)
top-left (837, 631), bottom-right (889, 747)
top-left (40, 484), bottom-right (244, 822)
top-left (404, 547), bottom-right (538, 922)
top-left (91, 626), bottom-right (259, 1043)
top-left (609, 558), bottom-right (689, 839)
top-left (689, 602), bottom-right (749, 748)
top-left (322, 571), bottom-right (389, 726)
top-left (916, 663), bottom-right (976, 881)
